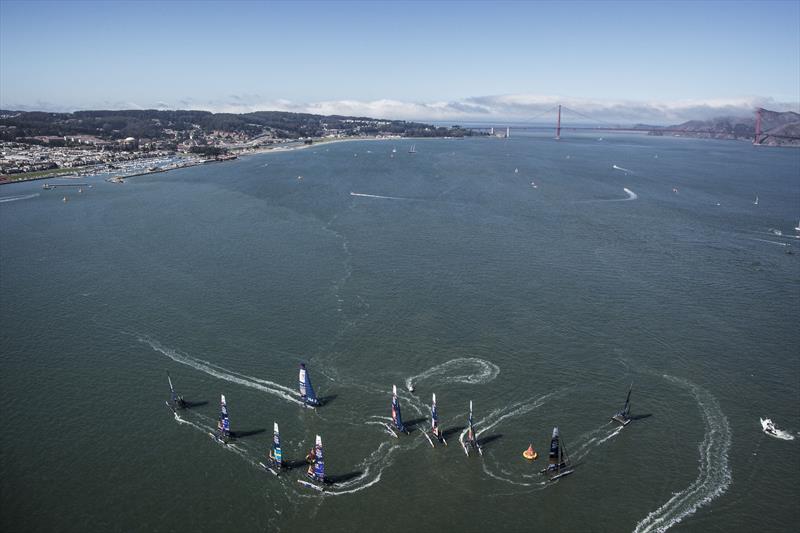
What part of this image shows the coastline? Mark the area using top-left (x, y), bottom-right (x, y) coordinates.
top-left (0, 135), bottom-right (415, 186)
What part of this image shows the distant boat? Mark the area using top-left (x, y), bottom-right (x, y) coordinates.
top-left (462, 400), bottom-right (482, 456)
top-left (298, 434), bottom-right (325, 491)
top-left (611, 384), bottom-right (633, 426)
top-left (795, 219), bottom-right (800, 232)
top-left (754, 194), bottom-right (759, 205)
top-left (760, 418), bottom-right (777, 436)
top-left (541, 427), bottom-right (574, 481)
top-left (392, 147), bottom-right (397, 154)
top-left (298, 363), bottom-right (320, 407)
top-left (42, 183), bottom-right (53, 190)
top-left (408, 145), bottom-right (416, 154)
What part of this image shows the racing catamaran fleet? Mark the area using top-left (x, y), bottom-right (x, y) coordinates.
top-left (166, 364), bottom-right (640, 487)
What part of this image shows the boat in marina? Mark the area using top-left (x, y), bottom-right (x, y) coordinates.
top-left (462, 400), bottom-right (482, 456)
top-left (298, 435), bottom-right (325, 491)
top-left (260, 422), bottom-right (283, 475)
top-left (298, 363), bottom-right (320, 407)
top-left (611, 384), bottom-right (633, 426)
top-left (541, 427), bottom-right (574, 480)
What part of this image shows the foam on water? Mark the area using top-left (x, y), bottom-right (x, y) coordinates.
top-left (0, 193), bottom-right (39, 203)
top-left (633, 375), bottom-right (731, 533)
top-left (139, 335), bottom-right (304, 405)
top-left (350, 192), bottom-right (410, 200)
top-left (405, 357), bottom-right (500, 391)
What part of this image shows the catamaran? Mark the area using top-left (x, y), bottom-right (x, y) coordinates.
top-left (541, 427), bottom-right (574, 481)
top-left (462, 400), bottom-right (482, 456)
top-left (427, 393), bottom-right (447, 446)
top-left (386, 385), bottom-right (407, 437)
top-left (260, 422), bottom-right (283, 476)
top-left (754, 194), bottom-right (759, 205)
top-left (212, 394), bottom-right (231, 445)
top-left (795, 219), bottom-right (800, 232)
top-left (408, 145), bottom-right (416, 154)
top-left (298, 363), bottom-right (320, 407)
top-left (611, 384), bottom-right (633, 426)
top-left (165, 372), bottom-right (187, 413)
top-left (298, 435), bottom-right (325, 491)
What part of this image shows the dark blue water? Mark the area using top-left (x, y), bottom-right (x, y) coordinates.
top-left (1, 135), bottom-right (798, 532)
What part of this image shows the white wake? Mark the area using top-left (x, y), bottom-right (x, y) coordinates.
top-left (139, 335), bottom-right (304, 405)
top-left (613, 164), bottom-right (633, 173)
top-left (633, 375), bottom-right (731, 533)
top-left (350, 192), bottom-right (409, 200)
top-left (0, 193), bottom-right (39, 203)
top-left (405, 357), bottom-right (500, 391)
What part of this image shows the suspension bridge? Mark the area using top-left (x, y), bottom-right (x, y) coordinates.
top-left (467, 105), bottom-right (800, 145)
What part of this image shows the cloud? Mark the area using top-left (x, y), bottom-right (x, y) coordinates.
top-left (201, 93), bottom-right (800, 124)
top-left (3, 93), bottom-right (798, 124)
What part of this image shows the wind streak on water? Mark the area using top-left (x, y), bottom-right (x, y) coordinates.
top-left (139, 335), bottom-right (304, 405)
top-left (633, 375), bottom-right (732, 533)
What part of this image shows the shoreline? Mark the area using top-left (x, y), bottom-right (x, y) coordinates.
top-left (0, 135), bottom-right (424, 186)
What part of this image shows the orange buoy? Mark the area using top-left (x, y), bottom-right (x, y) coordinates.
top-left (523, 443), bottom-right (538, 460)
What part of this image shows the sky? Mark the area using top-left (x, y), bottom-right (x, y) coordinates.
top-left (1, 0), bottom-right (798, 123)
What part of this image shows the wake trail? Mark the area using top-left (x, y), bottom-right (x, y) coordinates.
top-left (633, 375), bottom-right (731, 533)
top-left (139, 335), bottom-right (304, 406)
top-left (405, 357), bottom-right (500, 391)
top-left (613, 164), bottom-right (633, 173)
top-left (0, 193), bottom-right (40, 203)
top-left (623, 187), bottom-right (638, 200)
top-left (350, 192), bottom-right (411, 201)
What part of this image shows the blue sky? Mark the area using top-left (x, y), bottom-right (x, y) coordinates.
top-left (1, 0), bottom-right (798, 122)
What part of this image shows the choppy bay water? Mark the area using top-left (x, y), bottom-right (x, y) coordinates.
top-left (1, 135), bottom-right (798, 532)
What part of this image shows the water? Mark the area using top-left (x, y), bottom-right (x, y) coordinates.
top-left (1, 135), bottom-right (798, 532)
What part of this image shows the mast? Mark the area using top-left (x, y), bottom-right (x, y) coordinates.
top-left (298, 363), bottom-right (319, 406)
top-left (167, 372), bottom-right (177, 404)
top-left (272, 422), bottom-right (282, 468)
top-left (431, 393), bottom-right (439, 436)
top-left (312, 435), bottom-right (325, 481)
top-left (548, 426), bottom-right (560, 471)
top-left (391, 385), bottom-right (405, 432)
top-left (623, 383), bottom-right (633, 417)
top-left (218, 394), bottom-right (230, 442)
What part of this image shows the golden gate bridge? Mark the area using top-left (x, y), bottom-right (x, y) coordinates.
top-left (467, 105), bottom-right (800, 145)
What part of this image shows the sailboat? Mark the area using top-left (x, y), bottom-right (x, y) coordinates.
top-left (541, 427), bottom-right (574, 480)
top-left (408, 145), bottom-right (416, 154)
top-left (794, 219), bottom-right (800, 232)
top-left (462, 400), bottom-right (482, 456)
top-left (611, 384), bottom-right (633, 426)
top-left (298, 363), bottom-right (320, 407)
top-left (260, 422), bottom-right (283, 476)
top-left (386, 385), bottom-right (407, 437)
top-left (298, 435), bottom-right (325, 491)
top-left (429, 393), bottom-right (447, 446)
top-left (212, 394), bottom-right (231, 445)
top-left (754, 194), bottom-right (759, 205)
top-left (165, 372), bottom-right (187, 413)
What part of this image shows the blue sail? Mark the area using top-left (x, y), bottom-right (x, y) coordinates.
top-left (272, 422), bottom-right (282, 466)
top-left (298, 363), bottom-right (319, 406)
top-left (391, 385), bottom-right (405, 432)
top-left (312, 435), bottom-right (325, 480)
